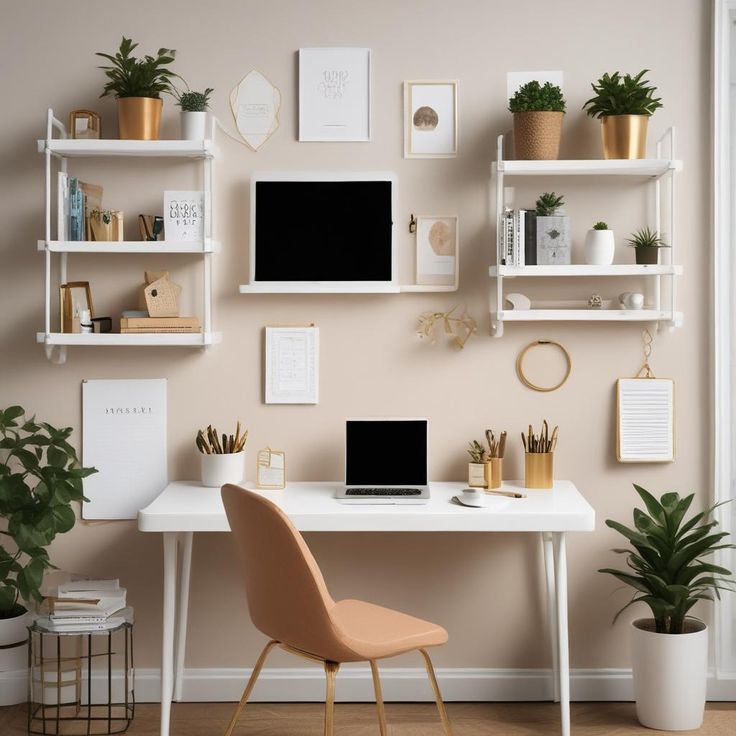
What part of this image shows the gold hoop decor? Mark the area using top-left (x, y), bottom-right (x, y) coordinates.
top-left (516, 340), bottom-right (572, 392)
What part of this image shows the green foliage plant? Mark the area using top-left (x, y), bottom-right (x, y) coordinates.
top-left (599, 484), bottom-right (736, 634)
top-left (593, 221), bottom-right (609, 230)
top-left (535, 192), bottom-right (565, 217)
top-left (626, 226), bottom-right (669, 250)
top-left (0, 406), bottom-right (97, 618)
top-left (97, 37), bottom-right (179, 99)
top-left (467, 441), bottom-right (487, 464)
top-left (583, 70), bottom-right (663, 118)
top-left (175, 88), bottom-right (214, 112)
top-left (508, 81), bottom-right (566, 114)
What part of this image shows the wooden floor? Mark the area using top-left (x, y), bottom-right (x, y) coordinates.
top-left (1, 702), bottom-right (735, 735)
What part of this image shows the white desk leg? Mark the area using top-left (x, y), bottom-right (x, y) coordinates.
top-left (160, 532), bottom-right (179, 736)
top-left (542, 532), bottom-right (560, 702)
top-left (174, 532), bottom-right (193, 702)
top-left (553, 532), bottom-right (570, 736)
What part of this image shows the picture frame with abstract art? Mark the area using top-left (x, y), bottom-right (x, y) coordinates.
top-left (404, 81), bottom-right (458, 158)
top-left (416, 216), bottom-right (459, 287)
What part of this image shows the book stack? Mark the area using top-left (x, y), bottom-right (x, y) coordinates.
top-left (500, 208), bottom-right (538, 266)
top-left (120, 316), bottom-right (202, 334)
top-left (41, 579), bottom-right (127, 632)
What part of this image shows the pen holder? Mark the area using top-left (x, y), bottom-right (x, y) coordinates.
top-left (525, 452), bottom-right (553, 489)
top-left (201, 451), bottom-right (245, 488)
top-left (486, 458), bottom-right (502, 489)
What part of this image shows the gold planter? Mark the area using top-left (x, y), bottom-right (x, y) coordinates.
top-left (600, 115), bottom-right (648, 159)
top-left (117, 97), bottom-right (163, 140)
top-left (486, 458), bottom-right (502, 490)
top-left (468, 463), bottom-right (487, 488)
top-left (525, 452), bottom-right (554, 489)
top-left (513, 111), bottom-right (564, 160)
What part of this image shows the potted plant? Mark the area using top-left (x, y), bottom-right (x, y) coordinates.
top-left (466, 440), bottom-right (488, 488)
top-left (599, 485), bottom-right (735, 730)
top-left (97, 37), bottom-right (179, 140)
top-left (0, 406), bottom-right (96, 705)
top-left (508, 80), bottom-right (566, 160)
top-left (197, 422), bottom-right (248, 488)
top-left (584, 221), bottom-right (615, 266)
top-left (626, 226), bottom-right (668, 265)
top-left (535, 192), bottom-right (570, 265)
top-left (582, 70), bottom-right (663, 159)
top-left (174, 86), bottom-right (214, 141)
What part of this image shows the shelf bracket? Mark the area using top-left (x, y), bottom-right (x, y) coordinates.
top-left (44, 344), bottom-right (67, 365)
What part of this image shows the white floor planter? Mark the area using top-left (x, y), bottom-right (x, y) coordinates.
top-left (631, 618), bottom-right (708, 731)
top-left (181, 111), bottom-right (207, 140)
top-left (0, 609), bottom-right (33, 706)
top-left (584, 229), bottom-right (615, 265)
top-left (201, 451), bottom-right (245, 488)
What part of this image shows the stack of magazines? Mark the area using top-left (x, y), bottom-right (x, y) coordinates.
top-left (40, 579), bottom-right (128, 632)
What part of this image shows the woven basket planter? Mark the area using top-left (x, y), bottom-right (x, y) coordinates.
top-left (513, 111), bottom-right (564, 160)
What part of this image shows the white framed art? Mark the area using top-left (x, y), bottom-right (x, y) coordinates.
top-left (299, 47), bottom-right (371, 141)
top-left (265, 326), bottom-right (319, 404)
top-left (416, 215), bottom-right (458, 287)
top-left (163, 190), bottom-right (204, 242)
top-left (404, 80), bottom-right (457, 158)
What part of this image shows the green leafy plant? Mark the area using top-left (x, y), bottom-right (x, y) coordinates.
top-left (467, 440), bottom-right (487, 464)
top-left (535, 192), bottom-right (565, 217)
top-left (0, 407), bottom-right (96, 618)
top-left (626, 226), bottom-right (669, 249)
top-left (593, 221), bottom-right (609, 230)
top-left (97, 36), bottom-right (179, 99)
top-left (583, 70), bottom-right (663, 118)
top-left (175, 88), bottom-right (214, 112)
top-left (599, 485), bottom-right (736, 634)
top-left (508, 80), bottom-right (566, 114)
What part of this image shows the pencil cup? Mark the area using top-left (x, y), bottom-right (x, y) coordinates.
top-left (486, 458), bottom-right (502, 490)
top-left (201, 451), bottom-right (245, 488)
top-left (525, 452), bottom-right (553, 489)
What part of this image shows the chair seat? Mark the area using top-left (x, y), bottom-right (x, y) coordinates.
top-left (329, 599), bottom-right (448, 662)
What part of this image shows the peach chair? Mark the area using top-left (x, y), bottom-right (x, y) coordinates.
top-left (221, 484), bottom-right (453, 736)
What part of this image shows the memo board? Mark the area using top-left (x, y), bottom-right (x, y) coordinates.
top-left (616, 378), bottom-right (674, 463)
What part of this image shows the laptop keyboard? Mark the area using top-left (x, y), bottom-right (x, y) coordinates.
top-left (346, 488), bottom-right (423, 496)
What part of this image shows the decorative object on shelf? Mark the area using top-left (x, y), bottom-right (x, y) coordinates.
top-left (508, 80), bottom-right (565, 160)
top-left (484, 429), bottom-right (506, 490)
top-left (59, 281), bottom-right (93, 333)
top-left (96, 37), bottom-right (180, 140)
top-left (164, 190), bottom-right (204, 242)
top-left (521, 420), bottom-right (557, 489)
top-left (138, 214), bottom-right (165, 241)
top-left (299, 48), bottom-right (371, 141)
top-left (197, 421), bottom-right (248, 488)
top-left (89, 208), bottom-right (123, 241)
top-left (467, 440), bottom-right (488, 488)
top-left (619, 291), bottom-right (645, 310)
top-left (535, 192), bottom-right (570, 265)
top-left (626, 226), bottom-right (668, 265)
top-left (588, 294), bottom-right (603, 309)
top-left (230, 70), bottom-right (281, 151)
top-left (582, 70), bottom-right (663, 159)
top-left (417, 306), bottom-right (476, 349)
top-left (91, 317), bottom-right (112, 333)
top-left (415, 215), bottom-right (458, 287)
top-left (500, 207), bottom-right (537, 266)
top-left (516, 340), bottom-right (571, 392)
top-left (584, 221), bottom-right (615, 265)
top-left (68, 110), bottom-right (101, 139)
top-left (404, 80), bottom-right (457, 158)
top-left (505, 292), bottom-right (531, 310)
top-left (408, 213), bottom-right (417, 233)
top-left (173, 85), bottom-right (213, 140)
top-left (265, 326), bottom-right (319, 404)
top-left (0, 406), bottom-right (97, 705)
top-left (598, 484), bottom-right (735, 730)
top-left (256, 447), bottom-right (286, 489)
top-left (121, 316), bottom-right (201, 334)
top-left (144, 273), bottom-right (182, 318)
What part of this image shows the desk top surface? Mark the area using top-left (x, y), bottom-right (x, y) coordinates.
top-left (137, 480), bottom-right (595, 533)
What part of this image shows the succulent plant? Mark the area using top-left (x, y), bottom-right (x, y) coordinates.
top-left (583, 70), bottom-right (663, 118)
top-left (508, 80), bottom-right (566, 114)
top-left (593, 221), bottom-right (609, 230)
top-left (626, 227), bottom-right (669, 249)
top-left (535, 192), bottom-right (565, 217)
top-left (175, 88), bottom-right (214, 112)
top-left (467, 440), bottom-right (487, 464)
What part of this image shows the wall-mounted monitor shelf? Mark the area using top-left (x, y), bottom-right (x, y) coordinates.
top-left (239, 282), bottom-right (402, 294)
top-left (36, 332), bottom-right (222, 347)
top-left (38, 239), bottom-right (220, 254)
top-left (489, 264), bottom-right (683, 278)
top-left (37, 138), bottom-right (213, 158)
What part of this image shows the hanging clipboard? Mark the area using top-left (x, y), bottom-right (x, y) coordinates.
top-left (616, 377), bottom-right (674, 463)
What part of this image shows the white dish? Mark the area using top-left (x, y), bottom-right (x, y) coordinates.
top-left (453, 494), bottom-right (511, 511)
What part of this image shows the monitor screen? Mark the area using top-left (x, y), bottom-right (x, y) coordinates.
top-left (254, 180), bottom-right (393, 282)
top-left (346, 419), bottom-right (428, 486)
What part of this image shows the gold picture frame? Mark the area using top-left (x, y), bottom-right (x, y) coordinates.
top-left (60, 281), bottom-right (94, 333)
top-left (256, 447), bottom-right (286, 489)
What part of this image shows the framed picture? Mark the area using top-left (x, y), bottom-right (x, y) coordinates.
top-left (299, 48), bottom-right (371, 141)
top-left (60, 281), bottom-right (93, 333)
top-left (164, 190), bottom-right (204, 243)
top-left (416, 216), bottom-right (458, 287)
top-left (264, 326), bottom-right (319, 404)
top-left (404, 81), bottom-right (457, 158)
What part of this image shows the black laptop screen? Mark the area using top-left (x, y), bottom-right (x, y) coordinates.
top-left (346, 420), bottom-right (428, 486)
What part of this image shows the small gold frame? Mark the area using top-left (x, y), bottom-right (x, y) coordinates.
top-left (256, 447), bottom-right (286, 489)
top-left (69, 110), bottom-right (101, 139)
top-left (59, 282), bottom-right (94, 333)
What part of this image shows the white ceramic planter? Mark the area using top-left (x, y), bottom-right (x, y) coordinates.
top-left (631, 618), bottom-right (708, 731)
top-left (584, 229), bottom-right (615, 265)
top-left (181, 111), bottom-right (207, 141)
top-left (0, 608), bottom-right (33, 706)
top-left (200, 451), bottom-right (245, 488)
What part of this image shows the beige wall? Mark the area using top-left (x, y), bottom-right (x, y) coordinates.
top-left (0, 0), bottom-right (709, 672)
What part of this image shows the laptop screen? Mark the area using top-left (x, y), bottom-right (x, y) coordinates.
top-left (346, 419), bottom-right (428, 486)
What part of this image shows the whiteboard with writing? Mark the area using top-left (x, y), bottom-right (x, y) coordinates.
top-left (82, 379), bottom-right (167, 519)
top-left (265, 327), bottom-right (319, 404)
top-left (617, 378), bottom-right (674, 463)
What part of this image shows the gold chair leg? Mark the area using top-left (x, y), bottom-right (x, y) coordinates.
top-left (369, 660), bottom-right (388, 736)
top-left (323, 661), bottom-right (340, 736)
top-left (224, 640), bottom-right (278, 736)
top-left (419, 649), bottom-right (453, 736)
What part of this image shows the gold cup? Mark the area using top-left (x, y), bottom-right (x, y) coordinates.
top-left (117, 97), bottom-right (163, 140)
top-left (485, 458), bottom-right (502, 489)
top-left (600, 115), bottom-right (648, 159)
top-left (525, 452), bottom-right (553, 489)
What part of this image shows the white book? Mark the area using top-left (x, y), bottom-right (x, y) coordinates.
top-left (57, 586), bottom-right (126, 600)
top-left (52, 597), bottom-right (126, 617)
top-left (58, 579), bottom-right (119, 594)
top-left (517, 209), bottom-right (526, 267)
top-left (43, 616), bottom-right (126, 632)
top-left (57, 172), bottom-right (70, 241)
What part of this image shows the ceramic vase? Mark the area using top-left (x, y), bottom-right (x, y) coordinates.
top-left (181, 111), bottom-right (207, 141)
top-left (584, 229), bottom-right (615, 265)
top-left (201, 451), bottom-right (245, 488)
top-left (0, 608), bottom-right (33, 706)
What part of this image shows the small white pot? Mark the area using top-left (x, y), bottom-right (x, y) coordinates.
top-left (631, 618), bottom-right (708, 731)
top-left (584, 229), bottom-right (615, 265)
top-left (180, 111), bottom-right (207, 141)
top-left (0, 608), bottom-right (33, 706)
top-left (200, 451), bottom-right (245, 488)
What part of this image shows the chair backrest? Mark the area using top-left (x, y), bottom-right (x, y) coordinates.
top-left (221, 484), bottom-right (346, 658)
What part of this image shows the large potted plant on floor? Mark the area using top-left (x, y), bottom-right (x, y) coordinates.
top-left (0, 406), bottom-right (96, 705)
top-left (97, 36), bottom-right (179, 140)
top-left (508, 80), bottom-right (566, 160)
top-left (582, 70), bottom-right (663, 159)
top-left (599, 485), bottom-right (735, 731)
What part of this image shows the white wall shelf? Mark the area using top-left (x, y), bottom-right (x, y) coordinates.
top-left (489, 264), bottom-right (683, 278)
top-left (36, 332), bottom-right (222, 347)
top-left (37, 138), bottom-right (213, 158)
top-left (493, 158), bottom-right (682, 179)
top-left (38, 239), bottom-right (220, 254)
top-left (497, 309), bottom-right (683, 325)
top-left (239, 282), bottom-right (402, 294)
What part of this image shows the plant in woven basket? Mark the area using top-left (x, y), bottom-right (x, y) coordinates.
top-left (467, 441), bottom-right (487, 464)
top-left (174, 87), bottom-right (214, 112)
top-left (593, 221), bottom-right (609, 230)
top-left (583, 70), bottom-right (663, 118)
top-left (626, 227), bottom-right (668, 250)
top-left (509, 80), bottom-right (566, 113)
top-left (535, 192), bottom-right (565, 217)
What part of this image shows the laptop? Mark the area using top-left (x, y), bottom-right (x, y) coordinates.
top-left (335, 418), bottom-right (430, 504)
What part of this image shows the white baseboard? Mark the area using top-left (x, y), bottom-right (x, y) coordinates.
top-left (5, 666), bottom-right (735, 704)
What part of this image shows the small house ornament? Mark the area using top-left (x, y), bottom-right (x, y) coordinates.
top-left (144, 274), bottom-right (182, 317)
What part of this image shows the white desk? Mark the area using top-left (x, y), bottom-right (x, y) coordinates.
top-left (138, 480), bottom-right (595, 736)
